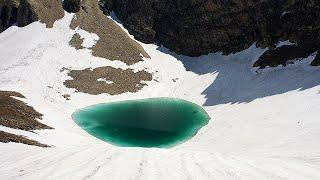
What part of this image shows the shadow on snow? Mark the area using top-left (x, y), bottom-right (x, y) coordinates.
top-left (157, 45), bottom-right (320, 106)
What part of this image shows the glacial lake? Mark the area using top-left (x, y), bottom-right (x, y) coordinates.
top-left (72, 98), bottom-right (210, 148)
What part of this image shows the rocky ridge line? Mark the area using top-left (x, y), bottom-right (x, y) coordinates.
top-left (102, 0), bottom-right (320, 68)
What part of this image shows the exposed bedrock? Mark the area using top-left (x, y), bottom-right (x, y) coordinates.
top-left (103, 0), bottom-right (320, 67)
top-left (254, 45), bottom-right (319, 68)
top-left (0, 0), bottom-right (64, 32)
top-left (0, 0), bottom-right (19, 31)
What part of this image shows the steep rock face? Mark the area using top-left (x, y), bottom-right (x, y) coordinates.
top-left (63, 0), bottom-right (81, 13)
top-left (0, 0), bottom-right (19, 32)
top-left (104, 0), bottom-right (320, 66)
top-left (0, 0), bottom-right (64, 32)
top-left (16, 0), bottom-right (38, 27)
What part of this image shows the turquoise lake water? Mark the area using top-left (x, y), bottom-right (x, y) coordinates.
top-left (72, 98), bottom-right (210, 148)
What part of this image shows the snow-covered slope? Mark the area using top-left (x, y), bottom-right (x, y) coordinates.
top-left (0, 13), bottom-right (320, 179)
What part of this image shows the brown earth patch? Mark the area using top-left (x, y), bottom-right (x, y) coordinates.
top-left (0, 130), bottom-right (49, 147)
top-left (0, 90), bottom-right (52, 131)
top-left (0, 90), bottom-right (51, 147)
top-left (69, 0), bottom-right (149, 65)
top-left (69, 33), bottom-right (84, 50)
top-left (21, 0), bottom-right (65, 28)
top-left (64, 67), bottom-right (152, 95)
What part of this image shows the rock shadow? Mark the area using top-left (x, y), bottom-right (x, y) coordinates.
top-left (157, 45), bottom-right (320, 106)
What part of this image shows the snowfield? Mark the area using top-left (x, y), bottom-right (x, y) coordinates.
top-left (1, 13), bottom-right (320, 179)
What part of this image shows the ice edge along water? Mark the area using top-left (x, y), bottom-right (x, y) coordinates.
top-left (0, 13), bottom-right (320, 179)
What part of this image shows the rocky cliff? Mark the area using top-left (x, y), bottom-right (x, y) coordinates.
top-left (1, 0), bottom-right (319, 67)
top-left (0, 0), bottom-right (19, 32)
top-left (103, 0), bottom-right (320, 67)
top-left (0, 0), bottom-right (64, 32)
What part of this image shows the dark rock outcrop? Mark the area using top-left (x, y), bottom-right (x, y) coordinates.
top-left (103, 0), bottom-right (320, 67)
top-left (63, 0), bottom-right (81, 13)
top-left (254, 45), bottom-right (319, 68)
top-left (311, 52), bottom-right (320, 66)
top-left (0, 0), bottom-right (19, 32)
top-left (16, 0), bottom-right (38, 27)
top-left (0, 0), bottom-right (64, 32)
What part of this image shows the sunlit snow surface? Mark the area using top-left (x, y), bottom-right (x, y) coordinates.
top-left (0, 13), bottom-right (320, 179)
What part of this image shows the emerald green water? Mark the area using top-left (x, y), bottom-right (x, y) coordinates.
top-left (72, 98), bottom-right (210, 148)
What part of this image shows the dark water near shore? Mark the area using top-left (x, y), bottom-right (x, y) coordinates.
top-left (72, 98), bottom-right (210, 148)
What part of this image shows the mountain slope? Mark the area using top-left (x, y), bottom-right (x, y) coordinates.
top-left (0, 2), bottom-right (320, 180)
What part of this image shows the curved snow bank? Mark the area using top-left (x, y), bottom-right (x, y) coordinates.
top-left (0, 14), bottom-right (320, 179)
